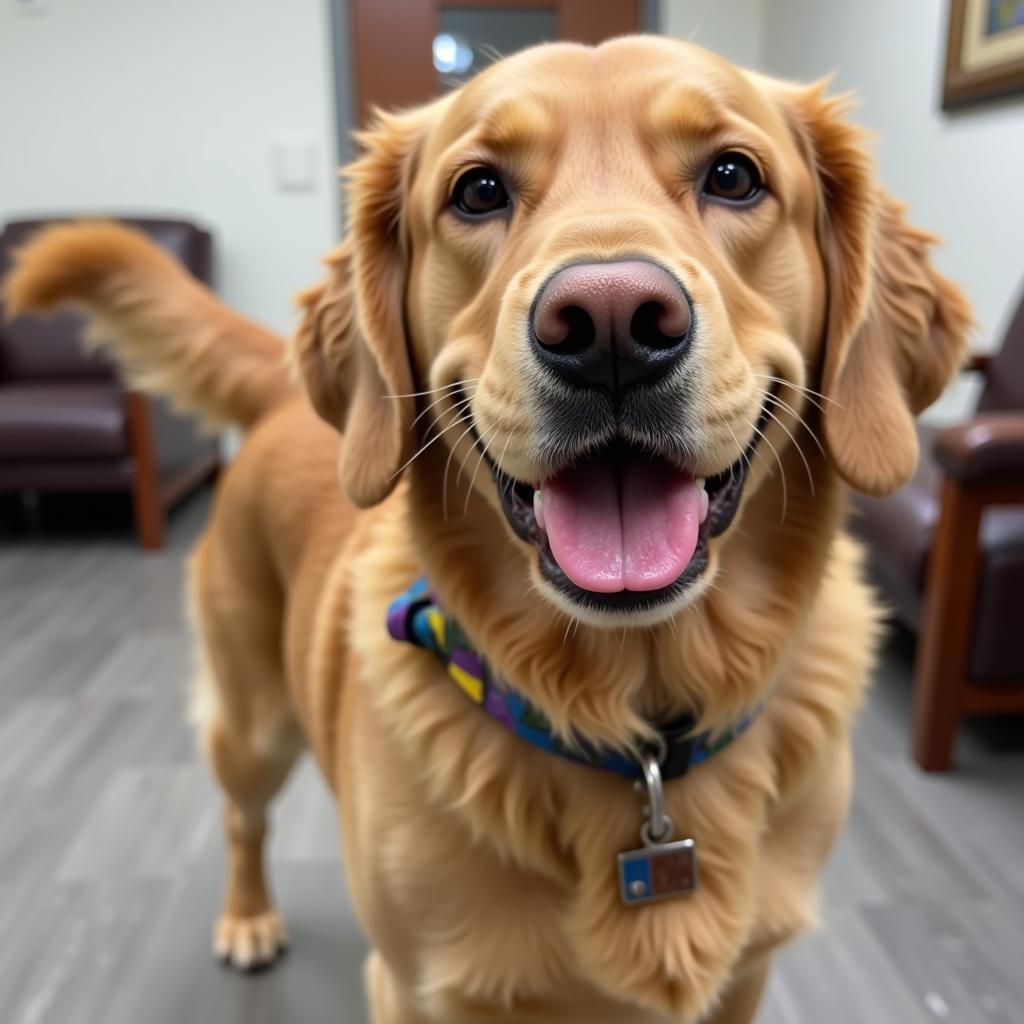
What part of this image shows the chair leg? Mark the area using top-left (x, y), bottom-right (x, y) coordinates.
top-left (913, 662), bottom-right (961, 772)
top-left (125, 392), bottom-right (165, 551)
top-left (131, 472), bottom-right (165, 550)
top-left (912, 478), bottom-right (983, 771)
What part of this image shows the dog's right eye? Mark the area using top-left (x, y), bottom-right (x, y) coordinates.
top-left (703, 152), bottom-right (763, 203)
top-left (451, 167), bottom-right (510, 218)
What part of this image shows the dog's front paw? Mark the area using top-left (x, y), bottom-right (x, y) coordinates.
top-left (213, 910), bottom-right (288, 973)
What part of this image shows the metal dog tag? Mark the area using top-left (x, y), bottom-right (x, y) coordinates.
top-left (619, 747), bottom-right (699, 906)
top-left (618, 837), bottom-right (698, 905)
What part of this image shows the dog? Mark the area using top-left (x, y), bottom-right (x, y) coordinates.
top-left (5, 36), bottom-right (970, 1024)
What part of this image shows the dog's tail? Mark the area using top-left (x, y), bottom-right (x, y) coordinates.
top-left (2, 220), bottom-right (294, 429)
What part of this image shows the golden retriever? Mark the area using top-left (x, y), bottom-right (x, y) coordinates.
top-left (5, 36), bottom-right (970, 1024)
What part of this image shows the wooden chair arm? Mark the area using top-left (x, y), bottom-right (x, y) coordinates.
top-left (963, 352), bottom-right (991, 374)
top-left (933, 412), bottom-right (1024, 484)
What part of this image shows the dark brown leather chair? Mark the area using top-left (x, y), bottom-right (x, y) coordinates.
top-left (0, 217), bottom-right (219, 548)
top-left (853, 286), bottom-right (1024, 771)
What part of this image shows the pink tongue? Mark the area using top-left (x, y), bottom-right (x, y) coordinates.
top-left (543, 459), bottom-right (700, 593)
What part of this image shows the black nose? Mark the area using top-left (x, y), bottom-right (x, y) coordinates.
top-left (530, 260), bottom-right (692, 397)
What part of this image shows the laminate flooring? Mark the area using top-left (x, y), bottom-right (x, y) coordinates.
top-left (1, 488), bottom-right (1021, 1023)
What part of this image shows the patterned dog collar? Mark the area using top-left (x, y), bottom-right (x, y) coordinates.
top-left (386, 577), bottom-right (760, 782)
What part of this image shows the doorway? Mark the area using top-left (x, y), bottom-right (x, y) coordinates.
top-left (342, 0), bottom-right (653, 130)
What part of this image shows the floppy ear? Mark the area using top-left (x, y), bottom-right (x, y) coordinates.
top-left (791, 85), bottom-right (973, 496)
top-left (292, 108), bottom-right (429, 508)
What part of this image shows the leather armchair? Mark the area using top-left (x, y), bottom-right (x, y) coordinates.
top-left (852, 288), bottom-right (1024, 771)
top-left (934, 410), bottom-right (1024, 480)
top-left (0, 217), bottom-right (219, 548)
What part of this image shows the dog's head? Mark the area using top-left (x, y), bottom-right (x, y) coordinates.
top-left (295, 37), bottom-right (970, 627)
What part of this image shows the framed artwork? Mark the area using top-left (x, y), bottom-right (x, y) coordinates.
top-left (944, 0), bottom-right (1024, 108)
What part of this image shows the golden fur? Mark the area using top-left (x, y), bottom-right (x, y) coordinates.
top-left (5, 37), bottom-right (970, 1024)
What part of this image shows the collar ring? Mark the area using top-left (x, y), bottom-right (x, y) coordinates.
top-left (637, 748), bottom-right (673, 845)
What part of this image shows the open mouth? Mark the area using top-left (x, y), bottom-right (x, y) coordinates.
top-left (488, 407), bottom-right (769, 614)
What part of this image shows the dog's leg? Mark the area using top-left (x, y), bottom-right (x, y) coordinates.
top-left (206, 712), bottom-right (299, 971)
top-left (190, 539), bottom-right (301, 973)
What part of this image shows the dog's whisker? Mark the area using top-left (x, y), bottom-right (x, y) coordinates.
top-left (442, 417), bottom-right (484, 521)
top-left (462, 422), bottom-right (502, 517)
top-left (384, 378), bottom-right (481, 401)
top-left (423, 408), bottom-right (476, 492)
top-left (454, 431), bottom-right (481, 488)
top-left (441, 414), bottom-right (516, 522)
top-left (763, 391), bottom-right (827, 460)
top-left (762, 405), bottom-right (815, 498)
top-left (563, 614), bottom-right (573, 645)
top-left (495, 431), bottom-right (515, 499)
top-left (391, 413), bottom-right (474, 479)
top-left (412, 382), bottom-right (477, 428)
top-left (724, 420), bottom-right (756, 479)
top-left (744, 416), bottom-right (789, 524)
top-left (751, 373), bottom-right (824, 410)
top-left (422, 403), bottom-right (467, 446)
top-left (419, 394), bottom-right (475, 441)
top-left (751, 373), bottom-right (841, 412)
top-left (454, 411), bottom-right (492, 487)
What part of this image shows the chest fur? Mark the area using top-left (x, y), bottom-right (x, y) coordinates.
top-left (335, 520), bottom-right (873, 1021)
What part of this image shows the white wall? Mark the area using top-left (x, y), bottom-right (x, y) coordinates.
top-left (0, 0), bottom-right (343, 335)
top-left (662, 0), bottom-right (1024, 420)
top-left (763, 0), bottom-right (1024, 361)
top-left (660, 0), bottom-right (765, 68)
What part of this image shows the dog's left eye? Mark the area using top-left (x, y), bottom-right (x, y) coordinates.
top-left (451, 167), bottom-right (510, 217)
top-left (703, 152), bottom-right (763, 202)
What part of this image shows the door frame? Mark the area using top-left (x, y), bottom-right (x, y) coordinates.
top-left (347, 0), bottom-right (649, 126)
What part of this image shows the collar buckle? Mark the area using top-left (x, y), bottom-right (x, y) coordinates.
top-left (653, 715), bottom-right (697, 781)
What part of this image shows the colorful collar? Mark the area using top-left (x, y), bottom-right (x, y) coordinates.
top-left (386, 578), bottom-right (760, 782)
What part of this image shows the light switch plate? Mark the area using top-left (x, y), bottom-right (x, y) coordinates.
top-left (272, 139), bottom-right (317, 192)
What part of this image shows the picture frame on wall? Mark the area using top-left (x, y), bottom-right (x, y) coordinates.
top-left (944, 0), bottom-right (1024, 108)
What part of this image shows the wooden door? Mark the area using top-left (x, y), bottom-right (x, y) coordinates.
top-left (350, 0), bottom-right (644, 124)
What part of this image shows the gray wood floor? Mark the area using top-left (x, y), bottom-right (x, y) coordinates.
top-left (1, 488), bottom-right (1021, 1023)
